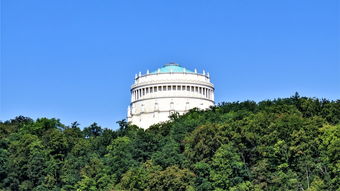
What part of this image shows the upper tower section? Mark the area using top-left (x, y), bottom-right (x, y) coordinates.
top-left (132, 63), bottom-right (212, 88)
top-left (130, 63), bottom-right (214, 104)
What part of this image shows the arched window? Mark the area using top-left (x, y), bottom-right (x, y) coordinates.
top-left (141, 104), bottom-right (145, 112)
top-left (154, 102), bottom-right (159, 111)
top-left (132, 105), bottom-right (136, 114)
top-left (185, 102), bottom-right (190, 111)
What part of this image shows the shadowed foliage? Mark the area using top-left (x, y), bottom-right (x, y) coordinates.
top-left (0, 94), bottom-right (339, 190)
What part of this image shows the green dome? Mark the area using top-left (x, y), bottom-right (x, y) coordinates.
top-left (152, 63), bottom-right (193, 74)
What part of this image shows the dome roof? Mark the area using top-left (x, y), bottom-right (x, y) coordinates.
top-left (152, 63), bottom-right (193, 74)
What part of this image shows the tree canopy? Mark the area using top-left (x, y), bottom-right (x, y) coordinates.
top-left (0, 94), bottom-right (339, 190)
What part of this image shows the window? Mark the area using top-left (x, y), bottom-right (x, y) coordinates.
top-left (150, 87), bottom-right (153, 93)
top-left (154, 102), bottom-right (159, 111)
top-left (195, 87), bottom-right (198, 92)
top-left (154, 86), bottom-right (157, 92)
top-left (187, 86), bottom-right (190, 91)
top-left (163, 86), bottom-right (166, 91)
top-left (168, 86), bottom-right (171, 91)
top-left (146, 88), bottom-right (149, 94)
top-left (158, 86), bottom-right (162, 91)
top-left (177, 85), bottom-right (181, 90)
top-left (185, 102), bottom-right (190, 111)
top-left (191, 86), bottom-right (194, 92)
top-left (173, 85), bottom-right (176, 90)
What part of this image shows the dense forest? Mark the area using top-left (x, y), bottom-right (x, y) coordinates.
top-left (0, 94), bottom-right (339, 191)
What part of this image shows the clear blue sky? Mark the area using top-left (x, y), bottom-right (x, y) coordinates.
top-left (1, 0), bottom-right (339, 129)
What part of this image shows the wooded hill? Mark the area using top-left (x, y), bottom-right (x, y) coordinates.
top-left (0, 94), bottom-right (339, 191)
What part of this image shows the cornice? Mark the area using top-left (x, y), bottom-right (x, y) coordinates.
top-left (131, 80), bottom-right (214, 90)
top-left (130, 96), bottom-right (215, 104)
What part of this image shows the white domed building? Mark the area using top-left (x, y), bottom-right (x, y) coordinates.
top-left (127, 63), bottom-right (215, 129)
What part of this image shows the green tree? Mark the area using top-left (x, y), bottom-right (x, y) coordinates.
top-left (60, 139), bottom-right (93, 190)
top-left (192, 162), bottom-right (213, 191)
top-left (83, 123), bottom-right (102, 138)
top-left (75, 156), bottom-right (112, 191)
top-left (318, 124), bottom-right (340, 190)
top-left (6, 134), bottom-right (49, 190)
top-left (152, 139), bottom-right (187, 168)
top-left (0, 95), bottom-right (339, 190)
top-left (184, 124), bottom-right (224, 163)
top-left (104, 136), bottom-right (137, 181)
top-left (210, 143), bottom-right (249, 190)
top-left (120, 160), bottom-right (161, 191)
top-left (147, 165), bottom-right (196, 191)
top-left (0, 148), bottom-right (9, 188)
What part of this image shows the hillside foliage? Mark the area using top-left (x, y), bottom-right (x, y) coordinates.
top-left (0, 94), bottom-right (339, 191)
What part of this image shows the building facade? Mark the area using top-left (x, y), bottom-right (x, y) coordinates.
top-left (127, 63), bottom-right (214, 129)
